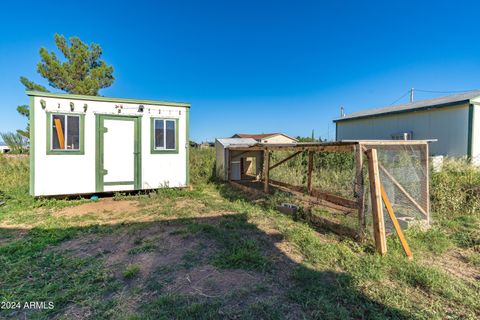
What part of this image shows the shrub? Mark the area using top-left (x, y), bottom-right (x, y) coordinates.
top-left (189, 147), bottom-right (216, 185)
top-left (123, 264), bottom-right (140, 279)
top-left (431, 158), bottom-right (480, 218)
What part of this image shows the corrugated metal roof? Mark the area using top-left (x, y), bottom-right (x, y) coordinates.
top-left (216, 138), bottom-right (258, 148)
top-left (334, 90), bottom-right (480, 122)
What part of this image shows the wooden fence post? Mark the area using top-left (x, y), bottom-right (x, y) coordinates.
top-left (420, 143), bottom-right (430, 224)
top-left (354, 144), bottom-right (366, 238)
top-left (366, 148), bottom-right (387, 255)
top-left (307, 151), bottom-right (314, 194)
top-left (264, 149), bottom-right (270, 193)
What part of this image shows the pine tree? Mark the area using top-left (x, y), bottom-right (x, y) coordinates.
top-left (16, 34), bottom-right (115, 137)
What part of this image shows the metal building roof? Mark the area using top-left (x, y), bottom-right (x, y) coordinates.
top-left (334, 90), bottom-right (480, 122)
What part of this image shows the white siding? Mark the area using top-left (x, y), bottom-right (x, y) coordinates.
top-left (215, 140), bottom-right (226, 181)
top-left (261, 134), bottom-right (296, 144)
top-left (32, 96), bottom-right (188, 196)
top-left (336, 104), bottom-right (469, 157)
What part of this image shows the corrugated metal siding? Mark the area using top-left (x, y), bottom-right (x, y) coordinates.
top-left (337, 104), bottom-right (469, 156)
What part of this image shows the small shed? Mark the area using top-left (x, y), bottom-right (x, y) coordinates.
top-left (27, 91), bottom-right (190, 196)
top-left (215, 138), bottom-right (263, 181)
top-left (232, 133), bottom-right (297, 144)
top-left (0, 145), bottom-right (10, 154)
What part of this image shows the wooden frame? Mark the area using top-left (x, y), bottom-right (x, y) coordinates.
top-left (366, 148), bottom-right (387, 255)
top-left (225, 139), bottom-right (430, 240)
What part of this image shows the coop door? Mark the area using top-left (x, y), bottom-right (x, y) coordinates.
top-left (96, 115), bottom-right (140, 192)
top-left (230, 160), bottom-right (241, 180)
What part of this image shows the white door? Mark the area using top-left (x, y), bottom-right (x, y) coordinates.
top-left (97, 116), bottom-right (139, 192)
top-left (230, 160), bottom-right (241, 180)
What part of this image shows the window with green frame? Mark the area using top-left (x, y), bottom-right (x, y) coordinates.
top-left (47, 112), bottom-right (85, 155)
top-left (151, 118), bottom-right (179, 154)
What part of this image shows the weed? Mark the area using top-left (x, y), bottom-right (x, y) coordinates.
top-left (123, 265), bottom-right (141, 279)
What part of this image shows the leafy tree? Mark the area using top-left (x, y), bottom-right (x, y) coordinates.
top-left (36, 34), bottom-right (114, 95)
top-left (16, 34), bottom-right (115, 137)
top-left (0, 132), bottom-right (28, 154)
top-left (16, 77), bottom-right (49, 138)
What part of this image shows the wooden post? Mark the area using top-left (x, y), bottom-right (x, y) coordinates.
top-left (227, 149), bottom-right (232, 181)
top-left (420, 143), bottom-right (430, 224)
top-left (264, 149), bottom-right (270, 193)
top-left (366, 148), bottom-right (387, 255)
top-left (381, 183), bottom-right (413, 260)
top-left (354, 144), bottom-right (366, 238)
top-left (307, 151), bottom-right (314, 194)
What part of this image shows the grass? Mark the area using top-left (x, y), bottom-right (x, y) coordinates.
top-left (0, 151), bottom-right (479, 319)
top-left (123, 265), bottom-right (141, 279)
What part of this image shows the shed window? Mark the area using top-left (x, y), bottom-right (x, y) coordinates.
top-left (153, 119), bottom-right (177, 151)
top-left (51, 114), bottom-right (80, 150)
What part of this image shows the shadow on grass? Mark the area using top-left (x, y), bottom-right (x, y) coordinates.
top-left (215, 181), bottom-right (360, 241)
top-left (0, 205), bottom-right (409, 319)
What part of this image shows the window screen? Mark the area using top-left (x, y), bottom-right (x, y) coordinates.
top-left (154, 119), bottom-right (177, 150)
top-left (51, 114), bottom-right (80, 150)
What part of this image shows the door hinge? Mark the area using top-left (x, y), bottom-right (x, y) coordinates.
top-left (101, 127), bottom-right (108, 133)
top-left (102, 169), bottom-right (108, 175)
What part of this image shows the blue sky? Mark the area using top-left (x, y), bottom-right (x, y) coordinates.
top-left (1, 1), bottom-right (480, 142)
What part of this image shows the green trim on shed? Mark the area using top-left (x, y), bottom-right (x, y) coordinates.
top-left (46, 112), bottom-right (85, 155)
top-left (29, 96), bottom-right (35, 196)
top-left (467, 104), bottom-right (475, 159)
top-left (26, 91), bottom-right (190, 108)
top-left (150, 118), bottom-right (179, 154)
top-left (95, 114), bottom-right (142, 192)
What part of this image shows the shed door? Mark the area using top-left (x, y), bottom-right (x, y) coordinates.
top-left (96, 115), bottom-right (141, 192)
top-left (230, 160), bottom-right (241, 180)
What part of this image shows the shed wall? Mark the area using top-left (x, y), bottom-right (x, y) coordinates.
top-left (31, 96), bottom-right (188, 196)
top-left (336, 104), bottom-right (469, 156)
top-left (261, 135), bottom-right (296, 144)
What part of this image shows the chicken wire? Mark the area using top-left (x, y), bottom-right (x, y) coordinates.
top-left (362, 143), bottom-right (430, 234)
top-left (267, 143), bottom-right (429, 237)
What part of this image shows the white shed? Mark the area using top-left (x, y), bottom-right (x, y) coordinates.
top-left (27, 91), bottom-right (190, 196)
top-left (215, 138), bottom-right (263, 181)
top-left (334, 90), bottom-right (480, 161)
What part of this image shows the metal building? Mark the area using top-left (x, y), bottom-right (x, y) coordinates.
top-left (334, 90), bottom-right (480, 161)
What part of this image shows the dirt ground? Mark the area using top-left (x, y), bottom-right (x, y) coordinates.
top-left (49, 208), bottom-right (303, 317)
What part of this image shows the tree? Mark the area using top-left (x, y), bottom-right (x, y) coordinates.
top-left (16, 34), bottom-right (115, 137)
top-left (36, 34), bottom-right (114, 95)
top-left (0, 132), bottom-right (28, 154)
top-left (16, 77), bottom-right (50, 138)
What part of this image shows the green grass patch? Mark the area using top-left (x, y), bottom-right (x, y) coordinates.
top-left (123, 265), bottom-right (141, 279)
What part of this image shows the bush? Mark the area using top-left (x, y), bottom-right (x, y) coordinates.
top-left (189, 147), bottom-right (216, 185)
top-left (431, 158), bottom-right (480, 218)
top-left (123, 264), bottom-right (140, 279)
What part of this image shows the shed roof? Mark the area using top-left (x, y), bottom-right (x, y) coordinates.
top-left (232, 133), bottom-right (298, 141)
top-left (26, 91), bottom-right (191, 107)
top-left (216, 138), bottom-right (258, 148)
top-left (334, 90), bottom-right (480, 122)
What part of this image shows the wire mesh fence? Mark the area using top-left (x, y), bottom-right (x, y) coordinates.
top-left (363, 143), bottom-right (429, 234)
top-left (267, 142), bottom-right (429, 237)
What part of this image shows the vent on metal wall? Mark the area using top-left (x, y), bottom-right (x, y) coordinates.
top-left (391, 132), bottom-right (413, 140)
